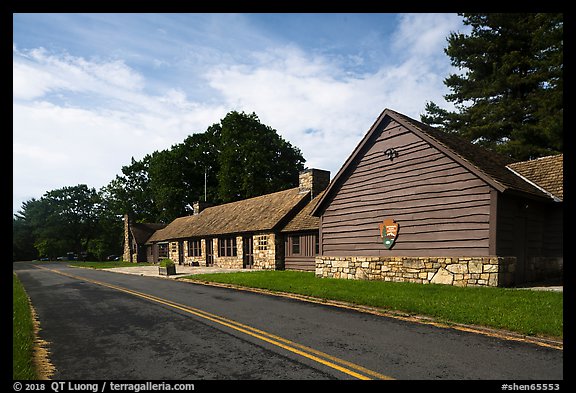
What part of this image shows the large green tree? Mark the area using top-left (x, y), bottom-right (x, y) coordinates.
top-left (101, 155), bottom-right (159, 223)
top-left (216, 111), bottom-right (305, 203)
top-left (421, 13), bottom-right (563, 160)
top-left (147, 129), bottom-right (220, 222)
top-left (103, 110), bottom-right (305, 222)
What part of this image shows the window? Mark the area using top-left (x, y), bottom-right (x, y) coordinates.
top-left (255, 235), bottom-right (268, 251)
top-left (315, 234), bottom-right (319, 255)
top-left (188, 239), bottom-right (202, 257)
top-left (291, 235), bottom-right (300, 255)
top-left (158, 243), bottom-right (169, 258)
top-left (218, 237), bottom-right (237, 257)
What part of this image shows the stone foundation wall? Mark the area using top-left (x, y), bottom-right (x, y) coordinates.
top-left (315, 256), bottom-right (517, 287)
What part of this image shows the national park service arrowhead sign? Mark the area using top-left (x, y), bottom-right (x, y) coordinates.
top-left (379, 219), bottom-right (399, 249)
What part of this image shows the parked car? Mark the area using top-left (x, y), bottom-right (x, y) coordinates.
top-left (106, 255), bottom-right (120, 261)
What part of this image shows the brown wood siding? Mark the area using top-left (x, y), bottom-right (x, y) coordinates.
top-left (321, 119), bottom-right (493, 257)
top-left (285, 232), bottom-right (317, 271)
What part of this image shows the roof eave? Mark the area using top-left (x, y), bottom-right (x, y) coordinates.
top-left (505, 167), bottom-right (562, 202)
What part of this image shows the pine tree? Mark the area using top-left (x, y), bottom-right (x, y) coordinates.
top-left (421, 13), bottom-right (563, 160)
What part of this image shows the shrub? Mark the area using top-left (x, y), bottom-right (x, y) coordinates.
top-left (159, 258), bottom-right (175, 267)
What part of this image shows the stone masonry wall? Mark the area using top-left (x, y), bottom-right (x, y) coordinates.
top-left (253, 233), bottom-right (277, 270)
top-left (215, 236), bottom-right (244, 269)
top-left (315, 256), bottom-right (516, 287)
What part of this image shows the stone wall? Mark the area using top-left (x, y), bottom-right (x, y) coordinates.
top-left (253, 234), bottom-right (275, 269)
top-left (315, 256), bottom-right (516, 287)
top-left (158, 234), bottom-right (285, 270)
top-left (168, 241), bottom-right (179, 263)
top-left (215, 236), bottom-right (244, 269)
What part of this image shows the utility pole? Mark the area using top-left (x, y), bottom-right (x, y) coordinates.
top-left (204, 168), bottom-right (207, 202)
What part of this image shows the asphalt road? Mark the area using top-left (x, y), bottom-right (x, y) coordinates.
top-left (13, 262), bottom-right (563, 380)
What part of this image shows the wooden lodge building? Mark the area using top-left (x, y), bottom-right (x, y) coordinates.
top-left (123, 168), bottom-right (330, 271)
top-left (311, 109), bottom-right (563, 287)
top-left (123, 108), bottom-right (562, 287)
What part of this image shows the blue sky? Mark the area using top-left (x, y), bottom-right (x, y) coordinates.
top-left (13, 13), bottom-right (469, 215)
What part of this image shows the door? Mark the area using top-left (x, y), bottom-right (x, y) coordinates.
top-left (178, 241), bottom-right (184, 265)
top-left (206, 238), bottom-right (214, 267)
top-left (243, 236), bottom-right (254, 269)
top-left (513, 216), bottom-right (527, 284)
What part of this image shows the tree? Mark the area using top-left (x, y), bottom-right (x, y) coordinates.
top-left (101, 156), bottom-right (159, 223)
top-left (13, 212), bottom-right (38, 261)
top-left (13, 185), bottom-right (102, 259)
top-left (421, 13), bottom-right (563, 160)
top-left (147, 129), bottom-right (220, 222)
top-left (216, 111), bottom-right (305, 203)
top-left (102, 111), bottom-right (306, 222)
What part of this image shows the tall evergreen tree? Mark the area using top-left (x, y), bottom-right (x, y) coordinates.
top-left (421, 13), bottom-right (563, 160)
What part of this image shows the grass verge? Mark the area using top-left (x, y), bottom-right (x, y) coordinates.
top-left (184, 270), bottom-right (563, 339)
top-left (13, 273), bottom-right (39, 380)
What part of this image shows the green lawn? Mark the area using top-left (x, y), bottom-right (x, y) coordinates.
top-left (183, 270), bottom-right (563, 339)
top-left (13, 274), bottom-right (38, 380)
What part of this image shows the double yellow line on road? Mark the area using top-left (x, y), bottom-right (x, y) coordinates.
top-left (34, 265), bottom-right (394, 380)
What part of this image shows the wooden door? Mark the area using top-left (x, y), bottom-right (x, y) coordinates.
top-left (206, 238), bottom-right (214, 267)
top-left (243, 236), bottom-right (254, 269)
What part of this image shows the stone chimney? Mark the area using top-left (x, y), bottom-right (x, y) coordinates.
top-left (298, 168), bottom-right (330, 199)
top-left (192, 201), bottom-right (211, 215)
top-left (123, 214), bottom-right (132, 263)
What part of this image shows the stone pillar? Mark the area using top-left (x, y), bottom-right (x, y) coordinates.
top-left (122, 214), bottom-right (132, 263)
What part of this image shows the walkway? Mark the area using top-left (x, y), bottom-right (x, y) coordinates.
top-left (102, 264), bottom-right (251, 279)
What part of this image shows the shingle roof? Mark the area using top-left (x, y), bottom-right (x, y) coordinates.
top-left (281, 190), bottom-right (325, 233)
top-left (130, 222), bottom-right (167, 245)
top-left (507, 154), bottom-right (563, 201)
top-left (147, 187), bottom-right (310, 243)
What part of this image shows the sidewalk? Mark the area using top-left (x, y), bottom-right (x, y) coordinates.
top-left (102, 265), bottom-right (251, 279)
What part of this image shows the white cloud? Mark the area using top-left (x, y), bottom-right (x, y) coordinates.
top-left (203, 33), bottom-right (457, 179)
top-left (392, 13), bottom-right (464, 59)
top-left (13, 13), bottom-right (464, 215)
top-left (13, 47), bottom-right (147, 107)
